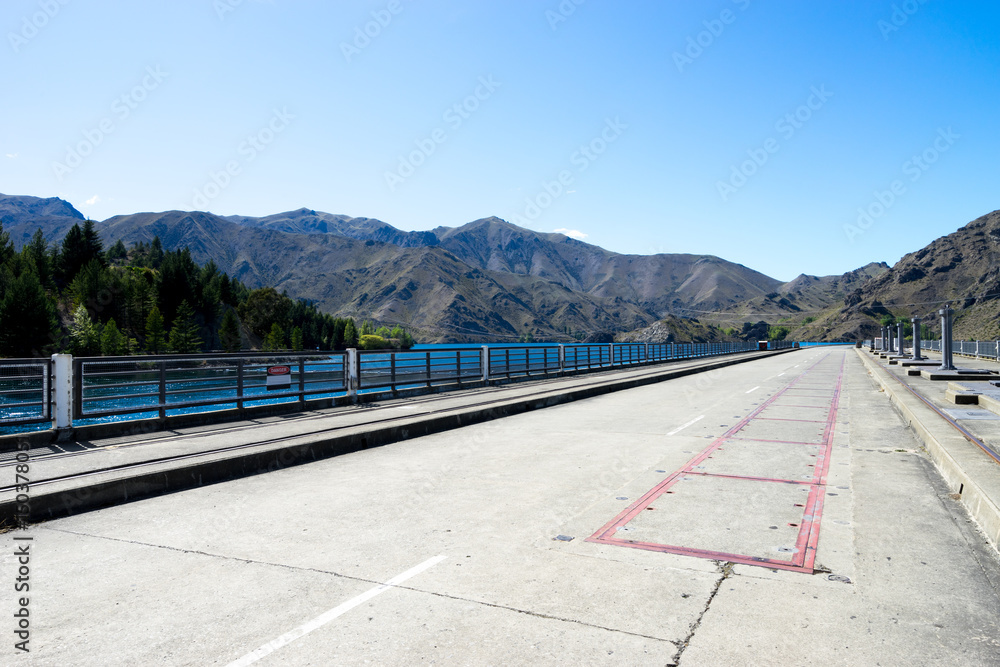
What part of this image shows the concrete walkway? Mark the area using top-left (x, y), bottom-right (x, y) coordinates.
top-left (2, 347), bottom-right (998, 665)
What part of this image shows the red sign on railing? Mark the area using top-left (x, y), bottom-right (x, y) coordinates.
top-left (266, 365), bottom-right (292, 390)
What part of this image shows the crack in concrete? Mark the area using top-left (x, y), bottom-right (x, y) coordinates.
top-left (40, 525), bottom-right (677, 646)
top-left (669, 560), bottom-right (735, 666)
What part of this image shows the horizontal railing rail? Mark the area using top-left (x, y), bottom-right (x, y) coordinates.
top-left (0, 358), bottom-right (52, 426)
top-left (1, 340), bottom-right (794, 433)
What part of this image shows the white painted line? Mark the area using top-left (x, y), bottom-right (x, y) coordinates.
top-left (777, 373), bottom-right (785, 377)
top-left (745, 386), bottom-right (760, 394)
top-left (667, 414), bottom-right (704, 436)
top-left (225, 554), bottom-right (447, 667)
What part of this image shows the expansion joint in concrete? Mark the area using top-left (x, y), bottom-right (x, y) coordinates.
top-left (669, 560), bottom-right (735, 666)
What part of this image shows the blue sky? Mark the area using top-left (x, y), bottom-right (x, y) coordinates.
top-left (2, 0), bottom-right (998, 281)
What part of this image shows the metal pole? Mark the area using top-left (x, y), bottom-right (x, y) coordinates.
top-left (897, 321), bottom-right (905, 357)
top-left (938, 304), bottom-right (955, 371)
top-left (481, 345), bottom-right (489, 382)
top-left (911, 317), bottom-right (923, 360)
top-left (52, 354), bottom-right (73, 429)
top-left (346, 348), bottom-right (359, 402)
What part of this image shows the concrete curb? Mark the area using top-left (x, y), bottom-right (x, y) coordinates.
top-left (1, 348), bottom-right (797, 526)
top-left (855, 349), bottom-right (1000, 552)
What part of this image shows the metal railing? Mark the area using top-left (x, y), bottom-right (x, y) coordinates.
top-left (358, 347), bottom-right (483, 390)
top-left (1, 339), bottom-right (788, 432)
top-left (0, 358), bottom-right (52, 426)
top-left (924, 339), bottom-right (1000, 361)
top-left (73, 352), bottom-right (347, 422)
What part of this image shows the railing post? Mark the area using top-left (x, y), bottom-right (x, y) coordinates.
top-left (52, 353), bottom-right (73, 429)
top-left (481, 346), bottom-right (490, 382)
top-left (237, 358), bottom-right (244, 411)
top-left (298, 358), bottom-right (306, 405)
top-left (158, 361), bottom-right (167, 420)
top-left (609, 343), bottom-right (614, 367)
top-left (346, 348), bottom-right (359, 402)
top-left (558, 344), bottom-right (565, 375)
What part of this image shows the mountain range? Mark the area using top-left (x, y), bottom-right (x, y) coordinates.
top-left (2, 192), bottom-right (996, 342)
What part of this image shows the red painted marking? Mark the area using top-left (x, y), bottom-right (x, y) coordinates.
top-left (682, 471), bottom-right (815, 485)
top-left (727, 437), bottom-right (821, 445)
top-left (768, 404), bottom-right (830, 409)
top-left (587, 352), bottom-right (847, 574)
top-left (753, 417), bottom-right (827, 424)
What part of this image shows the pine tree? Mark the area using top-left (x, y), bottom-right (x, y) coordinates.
top-left (81, 219), bottom-right (106, 267)
top-left (145, 306), bottom-right (166, 354)
top-left (100, 318), bottom-right (126, 356)
top-left (264, 323), bottom-right (285, 351)
top-left (24, 228), bottom-right (53, 287)
top-left (168, 300), bottom-right (202, 353)
top-left (148, 235), bottom-right (164, 268)
top-left (69, 304), bottom-right (101, 356)
top-left (343, 319), bottom-right (358, 348)
top-left (58, 223), bottom-right (88, 284)
top-left (220, 308), bottom-right (242, 352)
top-left (107, 239), bottom-right (127, 263)
top-left (0, 268), bottom-right (56, 357)
top-left (290, 326), bottom-right (303, 350)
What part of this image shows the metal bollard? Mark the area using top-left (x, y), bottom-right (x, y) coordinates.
top-left (911, 317), bottom-right (924, 360)
top-left (938, 304), bottom-right (956, 371)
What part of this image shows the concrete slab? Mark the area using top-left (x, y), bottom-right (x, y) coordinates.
top-left (942, 408), bottom-right (1000, 421)
top-left (614, 473), bottom-right (810, 562)
top-left (919, 369), bottom-right (1000, 381)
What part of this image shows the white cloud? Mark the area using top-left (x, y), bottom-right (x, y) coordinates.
top-left (5, 153), bottom-right (17, 159)
top-left (85, 195), bottom-right (100, 206)
top-left (554, 228), bottom-right (588, 240)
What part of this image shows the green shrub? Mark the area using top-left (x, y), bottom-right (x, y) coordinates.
top-left (358, 334), bottom-right (388, 350)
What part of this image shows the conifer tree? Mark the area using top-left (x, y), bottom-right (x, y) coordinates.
top-left (220, 309), bottom-right (242, 352)
top-left (343, 319), bottom-right (358, 348)
top-left (100, 318), bottom-right (126, 356)
top-left (0, 268), bottom-right (56, 357)
top-left (69, 304), bottom-right (101, 356)
top-left (145, 306), bottom-right (166, 354)
top-left (264, 323), bottom-right (285, 351)
top-left (168, 300), bottom-right (202, 353)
